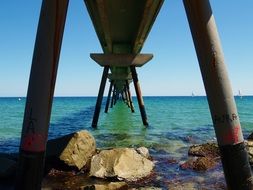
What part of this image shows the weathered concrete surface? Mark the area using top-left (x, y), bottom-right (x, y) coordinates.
top-left (47, 130), bottom-right (96, 170)
top-left (90, 148), bottom-right (154, 181)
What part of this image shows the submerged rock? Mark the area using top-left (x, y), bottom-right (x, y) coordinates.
top-left (80, 182), bottom-right (128, 190)
top-left (247, 132), bottom-right (253, 140)
top-left (0, 157), bottom-right (17, 178)
top-left (90, 148), bottom-right (154, 181)
top-left (180, 157), bottom-right (217, 171)
top-left (132, 187), bottom-right (162, 190)
top-left (47, 130), bottom-right (96, 170)
top-left (167, 182), bottom-right (197, 190)
top-left (183, 142), bottom-right (220, 171)
top-left (188, 142), bottom-right (220, 158)
top-left (192, 157), bottom-right (217, 171)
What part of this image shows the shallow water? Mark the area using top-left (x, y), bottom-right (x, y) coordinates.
top-left (1, 96), bottom-right (253, 188)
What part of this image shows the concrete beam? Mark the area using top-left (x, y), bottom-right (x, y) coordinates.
top-left (90, 53), bottom-right (153, 67)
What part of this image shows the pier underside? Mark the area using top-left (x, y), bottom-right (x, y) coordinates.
top-left (14, 0), bottom-right (253, 189)
top-left (85, 0), bottom-right (164, 127)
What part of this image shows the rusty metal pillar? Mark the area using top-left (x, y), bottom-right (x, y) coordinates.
top-left (183, 0), bottom-right (253, 189)
top-left (130, 66), bottom-right (148, 126)
top-left (126, 81), bottom-right (135, 113)
top-left (15, 0), bottom-right (69, 189)
top-left (92, 66), bottom-right (109, 128)
top-left (105, 80), bottom-right (113, 113)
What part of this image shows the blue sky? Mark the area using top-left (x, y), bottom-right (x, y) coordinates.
top-left (0, 1), bottom-right (252, 96)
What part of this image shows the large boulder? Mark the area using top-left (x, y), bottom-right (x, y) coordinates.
top-left (47, 130), bottom-right (96, 170)
top-left (90, 148), bottom-right (154, 181)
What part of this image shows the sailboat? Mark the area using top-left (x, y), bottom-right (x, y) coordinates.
top-left (191, 92), bottom-right (195, 97)
top-left (238, 90), bottom-right (243, 99)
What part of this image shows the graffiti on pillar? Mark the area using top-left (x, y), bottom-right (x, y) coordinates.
top-left (213, 113), bottom-right (238, 124)
top-left (223, 125), bottom-right (241, 144)
top-left (21, 107), bottom-right (45, 152)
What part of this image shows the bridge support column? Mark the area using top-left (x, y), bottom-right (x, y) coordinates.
top-left (92, 66), bottom-right (109, 128)
top-left (130, 66), bottom-right (148, 126)
top-left (183, 0), bottom-right (253, 189)
top-left (105, 80), bottom-right (113, 113)
top-left (15, 0), bottom-right (69, 189)
top-left (126, 81), bottom-right (135, 113)
top-left (114, 90), bottom-right (118, 105)
top-left (125, 87), bottom-right (130, 107)
top-left (110, 85), bottom-right (115, 108)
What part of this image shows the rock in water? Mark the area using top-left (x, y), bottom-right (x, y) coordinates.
top-left (136, 147), bottom-right (150, 159)
top-left (188, 142), bottom-right (220, 158)
top-left (90, 148), bottom-right (154, 181)
top-left (247, 132), bottom-right (253, 140)
top-left (80, 182), bottom-right (128, 190)
top-left (47, 130), bottom-right (96, 170)
top-left (245, 140), bottom-right (253, 165)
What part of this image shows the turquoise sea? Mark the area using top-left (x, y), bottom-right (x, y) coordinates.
top-left (1, 96), bottom-right (253, 188)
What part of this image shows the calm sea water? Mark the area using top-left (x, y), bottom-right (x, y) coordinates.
top-left (1, 96), bottom-right (253, 187)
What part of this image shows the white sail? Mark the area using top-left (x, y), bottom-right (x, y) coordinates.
top-left (238, 90), bottom-right (242, 99)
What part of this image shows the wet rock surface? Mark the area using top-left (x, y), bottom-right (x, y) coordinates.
top-left (79, 182), bottom-right (128, 190)
top-left (245, 140), bottom-right (253, 165)
top-left (47, 130), bottom-right (96, 170)
top-left (90, 148), bottom-right (154, 181)
top-left (180, 142), bottom-right (220, 171)
top-left (1, 132), bottom-right (228, 189)
top-left (180, 156), bottom-right (217, 171)
top-left (167, 182), bottom-right (197, 190)
top-left (188, 142), bottom-right (220, 158)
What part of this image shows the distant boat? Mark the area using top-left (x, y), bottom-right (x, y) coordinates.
top-left (18, 98), bottom-right (21, 101)
top-left (238, 90), bottom-right (243, 99)
top-left (191, 92), bottom-right (195, 97)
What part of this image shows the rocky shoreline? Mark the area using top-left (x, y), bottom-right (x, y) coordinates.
top-left (2, 130), bottom-right (253, 189)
